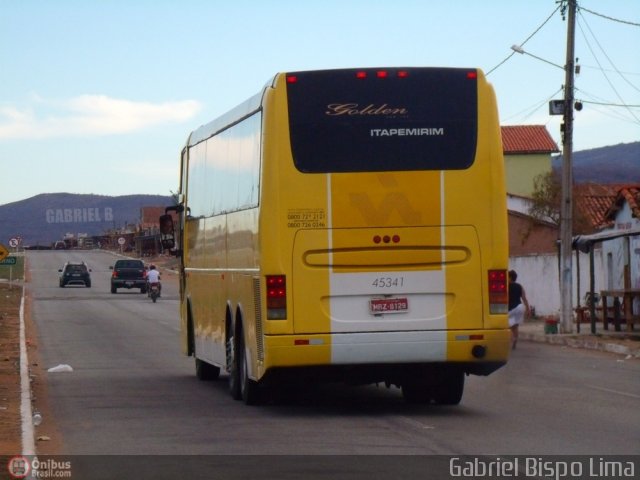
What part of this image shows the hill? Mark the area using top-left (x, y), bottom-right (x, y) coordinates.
top-left (0, 193), bottom-right (173, 247)
top-left (552, 141), bottom-right (639, 183)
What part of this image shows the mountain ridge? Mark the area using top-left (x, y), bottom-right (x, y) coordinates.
top-left (0, 193), bottom-right (173, 246)
top-left (552, 141), bottom-right (639, 184)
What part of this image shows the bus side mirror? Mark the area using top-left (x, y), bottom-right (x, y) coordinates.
top-left (159, 214), bottom-right (176, 250)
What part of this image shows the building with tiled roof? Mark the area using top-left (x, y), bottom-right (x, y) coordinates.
top-left (597, 185), bottom-right (640, 294)
top-left (601, 186), bottom-right (640, 229)
top-left (501, 125), bottom-right (560, 154)
top-left (573, 183), bottom-right (626, 232)
top-left (501, 125), bottom-right (560, 197)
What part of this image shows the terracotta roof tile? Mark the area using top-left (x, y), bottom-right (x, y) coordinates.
top-left (501, 125), bottom-right (560, 154)
top-left (603, 186), bottom-right (640, 225)
top-left (574, 184), bottom-right (640, 229)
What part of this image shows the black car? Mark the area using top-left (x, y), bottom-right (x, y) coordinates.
top-left (59, 262), bottom-right (92, 288)
top-left (109, 259), bottom-right (147, 293)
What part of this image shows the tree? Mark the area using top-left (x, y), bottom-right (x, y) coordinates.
top-left (529, 171), bottom-right (561, 225)
top-left (528, 170), bottom-right (594, 234)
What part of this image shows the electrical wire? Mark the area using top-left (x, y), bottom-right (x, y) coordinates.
top-left (581, 100), bottom-right (640, 108)
top-left (486, 4), bottom-right (561, 76)
top-left (501, 87), bottom-right (564, 122)
top-left (578, 12), bottom-right (640, 94)
top-left (575, 87), bottom-right (640, 124)
top-left (577, 13), bottom-right (640, 123)
top-left (579, 5), bottom-right (640, 27)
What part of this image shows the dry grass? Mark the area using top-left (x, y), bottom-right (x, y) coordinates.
top-left (0, 283), bottom-right (22, 455)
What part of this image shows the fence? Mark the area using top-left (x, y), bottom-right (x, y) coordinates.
top-left (509, 249), bottom-right (605, 318)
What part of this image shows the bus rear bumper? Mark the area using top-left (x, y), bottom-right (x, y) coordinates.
top-left (262, 329), bottom-right (510, 380)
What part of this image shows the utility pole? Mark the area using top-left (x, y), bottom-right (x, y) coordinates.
top-left (560, 0), bottom-right (577, 333)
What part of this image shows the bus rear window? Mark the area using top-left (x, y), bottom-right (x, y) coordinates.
top-left (286, 68), bottom-right (478, 173)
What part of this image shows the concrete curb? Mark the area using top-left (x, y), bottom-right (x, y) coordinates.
top-left (520, 330), bottom-right (640, 358)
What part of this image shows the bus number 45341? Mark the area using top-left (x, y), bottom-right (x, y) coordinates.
top-left (372, 277), bottom-right (404, 288)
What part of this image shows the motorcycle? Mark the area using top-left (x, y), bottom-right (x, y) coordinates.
top-left (148, 282), bottom-right (161, 303)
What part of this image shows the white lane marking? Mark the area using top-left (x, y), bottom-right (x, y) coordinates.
top-left (20, 284), bottom-right (36, 455)
top-left (586, 385), bottom-right (640, 400)
top-left (397, 416), bottom-right (436, 430)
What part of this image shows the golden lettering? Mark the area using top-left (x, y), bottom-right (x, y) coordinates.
top-left (326, 103), bottom-right (408, 116)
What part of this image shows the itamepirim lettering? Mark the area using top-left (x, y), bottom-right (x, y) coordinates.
top-left (46, 207), bottom-right (114, 224)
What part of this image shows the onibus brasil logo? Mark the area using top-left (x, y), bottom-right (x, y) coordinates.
top-left (7, 456), bottom-right (72, 479)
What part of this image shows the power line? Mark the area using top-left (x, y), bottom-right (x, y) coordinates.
top-left (502, 87), bottom-right (564, 122)
top-left (579, 5), bottom-right (640, 27)
top-left (575, 87), bottom-right (640, 124)
top-left (581, 99), bottom-right (640, 108)
top-left (576, 12), bottom-right (640, 122)
top-left (578, 12), bottom-right (640, 94)
top-left (580, 65), bottom-right (640, 77)
top-left (486, 4), bottom-right (561, 76)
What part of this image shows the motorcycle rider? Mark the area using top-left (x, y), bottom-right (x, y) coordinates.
top-left (146, 264), bottom-right (161, 297)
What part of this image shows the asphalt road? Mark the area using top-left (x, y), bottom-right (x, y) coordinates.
top-left (27, 251), bottom-right (640, 461)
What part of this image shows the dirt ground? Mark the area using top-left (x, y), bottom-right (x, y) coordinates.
top-left (0, 282), bottom-right (22, 455)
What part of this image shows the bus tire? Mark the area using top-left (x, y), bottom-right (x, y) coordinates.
top-left (238, 333), bottom-right (261, 405)
top-left (432, 372), bottom-right (465, 405)
top-left (195, 358), bottom-right (220, 381)
top-left (228, 334), bottom-right (242, 400)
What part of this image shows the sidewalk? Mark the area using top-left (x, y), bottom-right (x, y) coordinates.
top-left (519, 319), bottom-right (640, 357)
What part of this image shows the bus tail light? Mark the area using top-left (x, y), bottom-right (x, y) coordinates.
top-left (266, 275), bottom-right (287, 320)
top-left (488, 270), bottom-right (508, 314)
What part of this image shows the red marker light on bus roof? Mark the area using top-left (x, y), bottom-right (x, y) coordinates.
top-left (376, 70), bottom-right (388, 78)
top-left (356, 71), bottom-right (367, 79)
top-left (286, 75), bottom-right (298, 83)
top-left (467, 71), bottom-right (478, 79)
top-left (397, 70), bottom-right (409, 78)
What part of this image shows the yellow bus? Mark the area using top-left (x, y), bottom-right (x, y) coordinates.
top-left (161, 67), bottom-right (510, 405)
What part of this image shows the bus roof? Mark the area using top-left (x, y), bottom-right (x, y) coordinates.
top-left (186, 75), bottom-right (277, 148)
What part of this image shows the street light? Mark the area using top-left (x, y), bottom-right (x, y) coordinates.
top-left (510, 45), bottom-right (564, 70)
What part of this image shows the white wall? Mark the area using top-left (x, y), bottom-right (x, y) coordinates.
top-left (509, 249), bottom-right (605, 318)
top-left (600, 202), bottom-right (640, 314)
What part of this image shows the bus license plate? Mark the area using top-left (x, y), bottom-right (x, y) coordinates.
top-left (369, 297), bottom-right (408, 314)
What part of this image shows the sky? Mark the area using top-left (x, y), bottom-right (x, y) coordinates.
top-left (1, 0), bottom-right (638, 206)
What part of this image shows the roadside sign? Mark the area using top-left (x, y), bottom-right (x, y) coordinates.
top-left (0, 256), bottom-right (17, 265)
top-left (8, 237), bottom-right (19, 248)
top-left (118, 237), bottom-right (126, 246)
top-left (0, 244), bottom-right (9, 261)
top-left (549, 99), bottom-right (565, 115)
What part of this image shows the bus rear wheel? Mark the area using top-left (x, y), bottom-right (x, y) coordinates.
top-left (228, 325), bottom-right (261, 404)
top-left (238, 341), bottom-right (261, 405)
top-left (227, 335), bottom-right (241, 400)
top-left (432, 372), bottom-right (465, 405)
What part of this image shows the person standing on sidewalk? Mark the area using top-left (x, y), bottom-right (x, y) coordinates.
top-left (508, 270), bottom-right (530, 349)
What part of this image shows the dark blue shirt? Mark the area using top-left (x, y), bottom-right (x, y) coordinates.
top-left (509, 282), bottom-right (523, 311)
